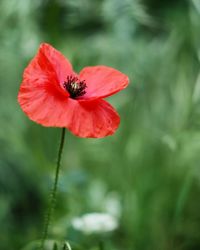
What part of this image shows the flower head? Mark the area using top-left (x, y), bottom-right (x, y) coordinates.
top-left (71, 212), bottom-right (118, 234)
top-left (18, 43), bottom-right (129, 138)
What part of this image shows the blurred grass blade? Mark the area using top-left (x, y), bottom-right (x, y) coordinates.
top-left (53, 242), bottom-right (58, 250)
top-left (63, 242), bottom-right (72, 250)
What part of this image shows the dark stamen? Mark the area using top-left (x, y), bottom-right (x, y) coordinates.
top-left (63, 75), bottom-right (87, 99)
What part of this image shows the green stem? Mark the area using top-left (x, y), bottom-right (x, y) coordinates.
top-left (99, 240), bottom-right (105, 250)
top-left (39, 128), bottom-right (66, 250)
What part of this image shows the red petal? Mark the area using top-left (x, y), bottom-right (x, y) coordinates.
top-left (67, 99), bottom-right (120, 138)
top-left (78, 66), bottom-right (129, 100)
top-left (23, 43), bottom-right (74, 96)
top-left (18, 81), bottom-right (120, 138)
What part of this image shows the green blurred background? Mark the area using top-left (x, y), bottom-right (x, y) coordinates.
top-left (1, 0), bottom-right (200, 249)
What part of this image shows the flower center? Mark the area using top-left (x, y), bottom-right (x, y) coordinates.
top-left (63, 75), bottom-right (87, 99)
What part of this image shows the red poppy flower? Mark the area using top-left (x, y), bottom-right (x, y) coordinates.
top-left (18, 43), bottom-right (129, 138)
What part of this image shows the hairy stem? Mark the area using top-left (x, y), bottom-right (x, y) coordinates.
top-left (39, 128), bottom-right (66, 250)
